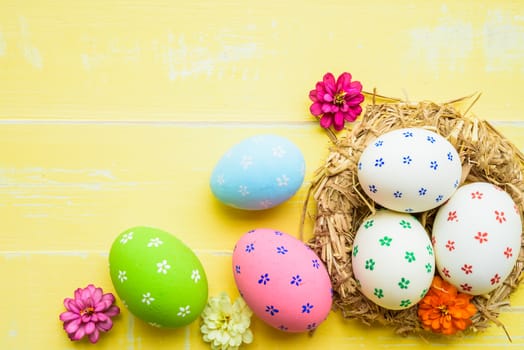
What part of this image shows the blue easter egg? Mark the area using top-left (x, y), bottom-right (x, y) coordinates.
top-left (210, 134), bottom-right (305, 210)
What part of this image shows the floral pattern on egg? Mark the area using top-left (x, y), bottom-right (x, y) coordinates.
top-left (432, 182), bottom-right (522, 295)
top-left (109, 227), bottom-right (208, 328)
top-left (352, 210), bottom-right (435, 310)
top-left (210, 134), bottom-right (305, 210)
top-left (357, 128), bottom-right (462, 213)
top-left (232, 228), bottom-right (332, 332)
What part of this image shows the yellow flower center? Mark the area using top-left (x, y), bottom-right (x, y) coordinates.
top-left (80, 307), bottom-right (95, 316)
top-left (334, 91), bottom-right (346, 105)
top-left (437, 305), bottom-right (448, 316)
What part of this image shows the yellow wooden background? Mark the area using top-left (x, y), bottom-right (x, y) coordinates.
top-left (1, 1), bottom-right (523, 349)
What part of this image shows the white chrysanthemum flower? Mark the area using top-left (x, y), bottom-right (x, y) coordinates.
top-left (200, 292), bottom-right (253, 350)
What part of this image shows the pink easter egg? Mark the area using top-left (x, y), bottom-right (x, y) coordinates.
top-left (232, 228), bottom-right (332, 332)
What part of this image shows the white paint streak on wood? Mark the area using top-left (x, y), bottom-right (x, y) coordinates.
top-left (80, 36), bottom-right (141, 71)
top-left (88, 169), bottom-right (116, 180)
top-left (3, 251), bottom-right (90, 259)
top-left (483, 10), bottom-right (524, 72)
top-left (407, 5), bottom-right (473, 76)
top-left (127, 314), bottom-right (135, 350)
top-left (19, 16), bottom-right (43, 69)
top-left (0, 30), bottom-right (6, 57)
top-left (164, 31), bottom-right (259, 80)
top-left (24, 213), bottom-right (49, 218)
top-left (184, 326), bottom-right (191, 350)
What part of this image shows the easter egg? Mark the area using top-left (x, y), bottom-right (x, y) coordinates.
top-left (432, 182), bottom-right (522, 295)
top-left (352, 210), bottom-right (435, 310)
top-left (232, 228), bottom-right (332, 332)
top-left (210, 134), bottom-right (305, 210)
top-left (357, 127), bottom-right (462, 213)
top-left (109, 226), bottom-right (208, 327)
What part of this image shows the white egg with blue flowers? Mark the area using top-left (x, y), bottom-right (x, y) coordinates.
top-left (357, 127), bottom-right (462, 213)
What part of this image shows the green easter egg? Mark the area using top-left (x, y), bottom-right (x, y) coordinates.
top-left (109, 226), bottom-right (208, 328)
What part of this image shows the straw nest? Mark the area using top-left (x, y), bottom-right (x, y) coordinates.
top-left (304, 93), bottom-right (524, 338)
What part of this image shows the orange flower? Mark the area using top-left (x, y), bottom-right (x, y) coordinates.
top-left (418, 276), bottom-right (477, 335)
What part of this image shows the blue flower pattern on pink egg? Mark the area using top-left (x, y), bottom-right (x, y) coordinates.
top-left (258, 273), bottom-right (270, 285)
top-left (232, 228), bottom-right (333, 333)
top-left (301, 303), bottom-right (314, 313)
top-left (290, 275), bottom-right (302, 286)
top-left (312, 259), bottom-right (320, 269)
top-left (307, 323), bottom-right (317, 330)
top-left (276, 246), bottom-right (288, 255)
top-left (266, 305), bottom-right (279, 316)
top-left (245, 243), bottom-right (254, 253)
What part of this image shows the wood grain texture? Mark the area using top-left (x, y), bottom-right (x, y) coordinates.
top-left (0, 0), bottom-right (523, 349)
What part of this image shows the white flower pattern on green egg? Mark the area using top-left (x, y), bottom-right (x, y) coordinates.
top-left (147, 237), bottom-right (163, 248)
top-left (120, 232), bottom-right (133, 244)
top-left (142, 292), bottom-right (155, 305)
top-left (118, 270), bottom-right (127, 283)
top-left (191, 269), bottom-right (201, 283)
top-left (177, 305), bottom-right (191, 317)
top-left (109, 226), bottom-right (208, 328)
top-left (156, 260), bottom-right (171, 274)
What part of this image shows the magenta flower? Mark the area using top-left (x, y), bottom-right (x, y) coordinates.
top-left (309, 72), bottom-right (365, 131)
top-left (59, 284), bottom-right (120, 343)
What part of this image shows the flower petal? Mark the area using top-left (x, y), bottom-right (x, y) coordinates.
top-left (321, 103), bottom-right (332, 113)
top-left (92, 287), bottom-right (103, 304)
top-left (72, 326), bottom-right (86, 341)
top-left (84, 322), bottom-right (96, 335)
top-left (88, 329), bottom-right (100, 344)
top-left (323, 93), bottom-right (333, 102)
top-left (59, 311), bottom-right (80, 322)
top-left (319, 114), bottom-right (333, 129)
top-left (64, 318), bottom-right (82, 334)
top-left (322, 72), bottom-right (336, 93)
top-left (64, 298), bottom-right (80, 313)
top-left (347, 80), bottom-right (363, 93)
top-left (348, 93), bottom-right (365, 105)
top-left (333, 112), bottom-right (345, 131)
top-left (309, 102), bottom-right (323, 116)
top-left (104, 305), bottom-right (120, 318)
top-left (94, 300), bottom-right (111, 312)
top-left (336, 72), bottom-right (352, 91)
top-left (308, 90), bottom-right (318, 102)
top-left (96, 313), bottom-right (108, 322)
top-left (97, 319), bottom-right (113, 332)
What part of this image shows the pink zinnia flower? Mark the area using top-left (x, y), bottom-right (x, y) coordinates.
top-left (59, 284), bottom-right (120, 343)
top-left (309, 72), bottom-right (364, 131)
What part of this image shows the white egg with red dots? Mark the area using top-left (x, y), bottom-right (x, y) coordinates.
top-left (432, 182), bottom-right (522, 295)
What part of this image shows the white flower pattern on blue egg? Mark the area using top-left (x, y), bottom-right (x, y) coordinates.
top-left (210, 134), bottom-right (305, 210)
